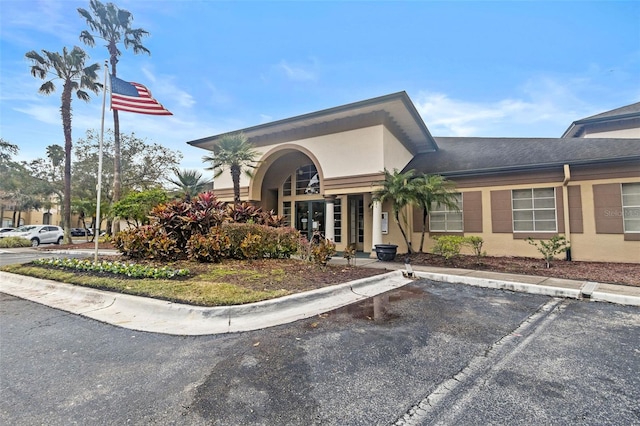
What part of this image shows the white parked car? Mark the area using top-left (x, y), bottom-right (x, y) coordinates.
top-left (0, 225), bottom-right (64, 247)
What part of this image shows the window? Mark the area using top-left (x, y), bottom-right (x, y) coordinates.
top-left (282, 201), bottom-right (292, 227)
top-left (295, 164), bottom-right (319, 195)
top-left (283, 176), bottom-right (292, 196)
top-left (512, 188), bottom-right (557, 232)
top-left (622, 183), bottom-right (640, 233)
top-left (429, 193), bottom-right (463, 232)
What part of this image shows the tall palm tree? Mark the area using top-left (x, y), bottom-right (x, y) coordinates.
top-left (26, 46), bottom-right (101, 243)
top-left (202, 133), bottom-right (259, 205)
top-left (167, 169), bottom-right (212, 201)
top-left (78, 0), bottom-right (150, 233)
top-left (414, 174), bottom-right (459, 252)
top-left (372, 168), bottom-right (420, 254)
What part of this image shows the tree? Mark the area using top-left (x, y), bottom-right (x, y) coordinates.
top-left (78, 0), bottom-right (150, 234)
top-left (372, 168), bottom-right (420, 254)
top-left (202, 133), bottom-right (259, 205)
top-left (167, 169), bottom-right (212, 201)
top-left (415, 174), bottom-right (459, 252)
top-left (0, 141), bottom-right (50, 227)
top-left (111, 188), bottom-right (167, 228)
top-left (0, 139), bottom-right (18, 167)
top-left (24, 144), bottom-right (66, 210)
top-left (72, 129), bottom-right (181, 233)
top-left (25, 46), bottom-right (101, 243)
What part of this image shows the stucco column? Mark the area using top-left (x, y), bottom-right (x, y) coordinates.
top-left (324, 196), bottom-right (335, 241)
top-left (371, 198), bottom-right (383, 258)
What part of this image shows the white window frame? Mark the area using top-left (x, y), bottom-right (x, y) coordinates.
top-left (622, 183), bottom-right (640, 233)
top-left (512, 187), bottom-right (557, 232)
top-left (429, 193), bottom-right (463, 232)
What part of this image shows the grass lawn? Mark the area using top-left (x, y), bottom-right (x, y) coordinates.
top-left (1, 258), bottom-right (387, 307)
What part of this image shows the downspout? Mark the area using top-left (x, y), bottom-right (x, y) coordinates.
top-left (562, 164), bottom-right (572, 261)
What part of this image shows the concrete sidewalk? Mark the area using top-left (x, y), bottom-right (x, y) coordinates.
top-left (333, 257), bottom-right (640, 307)
top-left (1, 250), bottom-right (639, 336)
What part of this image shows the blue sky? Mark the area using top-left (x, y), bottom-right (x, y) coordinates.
top-left (1, 0), bottom-right (639, 174)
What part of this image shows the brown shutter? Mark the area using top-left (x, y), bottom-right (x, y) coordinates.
top-left (491, 190), bottom-right (512, 233)
top-left (463, 191), bottom-right (482, 232)
top-left (567, 185), bottom-right (583, 233)
top-left (593, 183), bottom-right (623, 234)
top-left (556, 186), bottom-right (565, 233)
top-left (412, 206), bottom-right (423, 232)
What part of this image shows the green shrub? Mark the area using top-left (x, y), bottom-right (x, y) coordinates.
top-left (151, 191), bottom-right (226, 250)
top-left (463, 236), bottom-right (486, 264)
top-left (526, 235), bottom-right (570, 268)
top-left (185, 228), bottom-right (231, 263)
top-left (260, 226), bottom-right (300, 258)
top-left (222, 223), bottom-right (300, 260)
top-left (0, 237), bottom-right (31, 248)
top-left (113, 224), bottom-right (180, 261)
top-left (432, 235), bottom-right (466, 262)
top-left (113, 191), bottom-right (292, 261)
top-left (297, 236), bottom-right (312, 261)
top-left (240, 233), bottom-right (263, 260)
top-left (311, 238), bottom-right (337, 266)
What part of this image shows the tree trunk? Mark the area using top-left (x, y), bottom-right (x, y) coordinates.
top-left (419, 208), bottom-right (428, 252)
top-left (394, 210), bottom-right (413, 254)
top-left (231, 165), bottom-right (241, 205)
top-left (61, 81), bottom-right (73, 244)
top-left (112, 109), bottom-right (121, 234)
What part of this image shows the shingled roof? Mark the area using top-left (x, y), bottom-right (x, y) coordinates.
top-left (562, 102), bottom-right (640, 137)
top-left (404, 136), bottom-right (640, 177)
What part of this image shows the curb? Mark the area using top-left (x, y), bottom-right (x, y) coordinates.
top-left (0, 270), bottom-right (412, 336)
top-left (413, 271), bottom-right (640, 306)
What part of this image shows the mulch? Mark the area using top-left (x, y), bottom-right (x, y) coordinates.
top-left (48, 242), bottom-right (639, 288)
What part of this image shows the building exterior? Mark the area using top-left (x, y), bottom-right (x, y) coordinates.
top-left (1, 203), bottom-right (60, 228)
top-left (188, 92), bottom-right (640, 263)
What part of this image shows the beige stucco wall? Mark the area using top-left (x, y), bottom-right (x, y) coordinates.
top-left (406, 177), bottom-right (640, 264)
top-left (584, 128), bottom-right (640, 138)
top-left (213, 124), bottom-right (416, 203)
top-left (382, 127), bottom-right (414, 172)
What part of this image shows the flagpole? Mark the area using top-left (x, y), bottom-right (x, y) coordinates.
top-left (94, 61), bottom-right (108, 263)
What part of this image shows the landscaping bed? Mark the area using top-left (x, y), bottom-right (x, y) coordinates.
top-left (407, 252), bottom-right (640, 287)
top-left (56, 241), bottom-right (639, 287)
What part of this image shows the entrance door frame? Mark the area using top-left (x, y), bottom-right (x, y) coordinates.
top-left (295, 199), bottom-right (325, 242)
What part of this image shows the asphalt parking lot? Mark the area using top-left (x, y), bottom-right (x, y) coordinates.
top-left (1, 278), bottom-right (639, 425)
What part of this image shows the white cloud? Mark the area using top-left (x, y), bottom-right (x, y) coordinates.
top-left (14, 104), bottom-right (61, 125)
top-left (414, 75), bottom-right (612, 138)
top-left (259, 114), bottom-right (273, 123)
top-left (141, 68), bottom-right (195, 109)
top-left (277, 60), bottom-right (317, 82)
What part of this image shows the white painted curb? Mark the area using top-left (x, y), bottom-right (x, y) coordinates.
top-left (0, 270), bottom-right (412, 335)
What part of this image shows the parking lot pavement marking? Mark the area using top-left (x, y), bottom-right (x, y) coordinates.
top-left (395, 298), bottom-right (568, 426)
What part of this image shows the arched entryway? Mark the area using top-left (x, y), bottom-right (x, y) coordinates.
top-left (251, 146), bottom-right (327, 242)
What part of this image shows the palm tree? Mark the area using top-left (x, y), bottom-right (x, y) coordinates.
top-left (167, 169), bottom-right (212, 201)
top-left (26, 46), bottom-right (101, 243)
top-left (372, 168), bottom-right (420, 254)
top-left (414, 174), bottom-right (459, 252)
top-left (202, 133), bottom-right (259, 205)
top-left (78, 0), bottom-right (150, 233)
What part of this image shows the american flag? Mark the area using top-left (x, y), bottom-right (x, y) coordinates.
top-left (110, 75), bottom-right (172, 115)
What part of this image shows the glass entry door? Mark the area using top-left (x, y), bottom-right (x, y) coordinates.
top-left (295, 200), bottom-right (325, 241)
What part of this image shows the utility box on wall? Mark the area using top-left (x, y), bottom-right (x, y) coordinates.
top-left (381, 212), bottom-right (389, 234)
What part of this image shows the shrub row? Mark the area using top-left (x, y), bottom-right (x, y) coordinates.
top-left (0, 237), bottom-right (32, 248)
top-left (113, 192), bottom-right (299, 262)
top-left (432, 235), bottom-right (485, 263)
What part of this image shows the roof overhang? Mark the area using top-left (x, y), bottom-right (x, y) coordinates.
top-left (562, 110), bottom-right (640, 138)
top-left (187, 91), bottom-right (438, 154)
